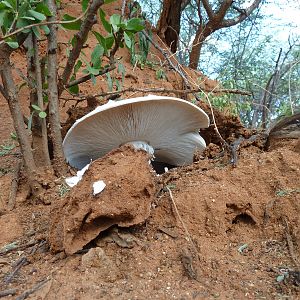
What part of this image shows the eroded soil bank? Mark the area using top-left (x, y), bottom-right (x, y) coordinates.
top-left (0, 137), bottom-right (299, 299)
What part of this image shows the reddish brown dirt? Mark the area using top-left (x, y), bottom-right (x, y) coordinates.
top-left (0, 1), bottom-right (300, 299)
top-left (49, 145), bottom-right (156, 255)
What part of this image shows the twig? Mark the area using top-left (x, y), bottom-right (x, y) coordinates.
top-left (16, 278), bottom-right (50, 300)
top-left (0, 8), bottom-right (88, 44)
top-left (8, 160), bottom-right (22, 210)
top-left (142, 30), bottom-right (191, 88)
top-left (283, 216), bottom-right (300, 268)
top-left (167, 187), bottom-right (200, 280)
top-left (66, 64), bottom-right (116, 88)
top-left (166, 187), bottom-right (195, 246)
top-left (4, 256), bottom-right (28, 284)
top-left (91, 86), bottom-right (251, 98)
top-left (0, 289), bottom-right (17, 298)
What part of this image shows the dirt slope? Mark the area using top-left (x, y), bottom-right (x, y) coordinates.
top-left (0, 0), bottom-right (299, 299)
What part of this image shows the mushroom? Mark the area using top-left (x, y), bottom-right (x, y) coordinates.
top-left (63, 95), bottom-right (209, 169)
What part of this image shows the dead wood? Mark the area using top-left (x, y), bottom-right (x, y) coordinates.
top-left (15, 278), bottom-right (50, 300)
top-left (282, 217), bottom-right (300, 269)
top-left (3, 257), bottom-right (28, 284)
top-left (0, 288), bottom-right (17, 298)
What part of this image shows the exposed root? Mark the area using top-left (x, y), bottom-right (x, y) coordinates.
top-left (282, 216), bottom-right (300, 268)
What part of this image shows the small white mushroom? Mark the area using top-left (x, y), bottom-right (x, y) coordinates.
top-left (63, 95), bottom-right (209, 169)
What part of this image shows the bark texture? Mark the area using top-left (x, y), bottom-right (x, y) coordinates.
top-left (47, 0), bottom-right (67, 175)
top-left (157, 0), bottom-right (183, 53)
top-left (189, 0), bottom-right (262, 69)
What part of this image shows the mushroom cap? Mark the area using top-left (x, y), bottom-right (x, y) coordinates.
top-left (63, 95), bottom-right (209, 169)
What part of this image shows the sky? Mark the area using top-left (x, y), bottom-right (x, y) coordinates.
top-left (259, 0), bottom-right (300, 43)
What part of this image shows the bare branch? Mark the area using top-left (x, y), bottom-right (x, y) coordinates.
top-left (91, 86), bottom-right (252, 98)
top-left (66, 64), bottom-right (116, 88)
top-left (202, 0), bottom-right (214, 19)
top-left (221, 0), bottom-right (262, 28)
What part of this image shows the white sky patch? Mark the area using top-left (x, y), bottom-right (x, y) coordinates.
top-left (259, 1), bottom-right (300, 43)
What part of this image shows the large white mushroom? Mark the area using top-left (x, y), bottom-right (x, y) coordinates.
top-left (63, 95), bottom-right (209, 169)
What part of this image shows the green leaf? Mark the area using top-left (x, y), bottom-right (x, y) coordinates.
top-left (126, 18), bottom-right (144, 32)
top-left (124, 32), bottom-right (132, 49)
top-left (28, 9), bottom-right (47, 21)
top-left (2, 0), bottom-right (14, 10)
top-left (28, 112), bottom-right (34, 131)
top-left (20, 16), bottom-right (35, 20)
top-left (86, 64), bottom-right (100, 75)
top-left (110, 14), bottom-right (121, 32)
top-left (40, 25), bottom-right (50, 35)
top-left (6, 40), bottom-right (19, 49)
top-left (92, 31), bottom-right (108, 54)
top-left (91, 44), bottom-right (104, 69)
top-left (106, 73), bottom-right (113, 91)
top-left (99, 9), bottom-right (111, 33)
top-left (38, 111), bottom-right (47, 118)
top-left (31, 104), bottom-right (42, 111)
top-left (81, 0), bottom-right (89, 11)
top-left (68, 75), bottom-right (79, 94)
top-left (74, 60), bottom-right (82, 74)
top-left (105, 36), bottom-right (114, 49)
top-left (0, 11), bottom-right (8, 28)
top-left (32, 26), bottom-right (41, 39)
top-left (35, 3), bottom-right (52, 17)
top-left (104, 0), bottom-right (116, 3)
top-left (61, 14), bottom-right (82, 30)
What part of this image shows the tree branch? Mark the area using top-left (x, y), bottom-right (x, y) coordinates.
top-left (221, 0), bottom-right (262, 28)
top-left (201, 0), bottom-right (214, 19)
top-left (58, 0), bottom-right (104, 96)
top-left (0, 9), bottom-right (88, 45)
top-left (90, 86), bottom-right (252, 98)
top-left (66, 64), bottom-right (116, 88)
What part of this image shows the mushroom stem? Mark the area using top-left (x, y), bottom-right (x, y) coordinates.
top-left (126, 141), bottom-right (154, 157)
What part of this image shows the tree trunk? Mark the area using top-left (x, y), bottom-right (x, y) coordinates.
top-left (188, 25), bottom-right (206, 69)
top-left (47, 0), bottom-right (68, 175)
top-left (25, 34), bottom-right (52, 167)
top-left (157, 0), bottom-right (183, 53)
top-left (32, 35), bottom-right (52, 167)
top-left (0, 55), bottom-right (42, 195)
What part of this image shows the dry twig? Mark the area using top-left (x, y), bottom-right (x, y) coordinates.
top-left (0, 288), bottom-right (17, 298)
top-left (283, 216), bottom-right (300, 268)
top-left (15, 278), bottom-right (50, 300)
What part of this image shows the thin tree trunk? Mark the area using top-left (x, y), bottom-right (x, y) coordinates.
top-left (47, 0), bottom-right (67, 175)
top-left (0, 59), bottom-right (42, 195)
top-left (188, 25), bottom-right (206, 69)
top-left (25, 34), bottom-right (51, 167)
top-left (157, 0), bottom-right (183, 53)
top-left (32, 34), bottom-right (51, 167)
